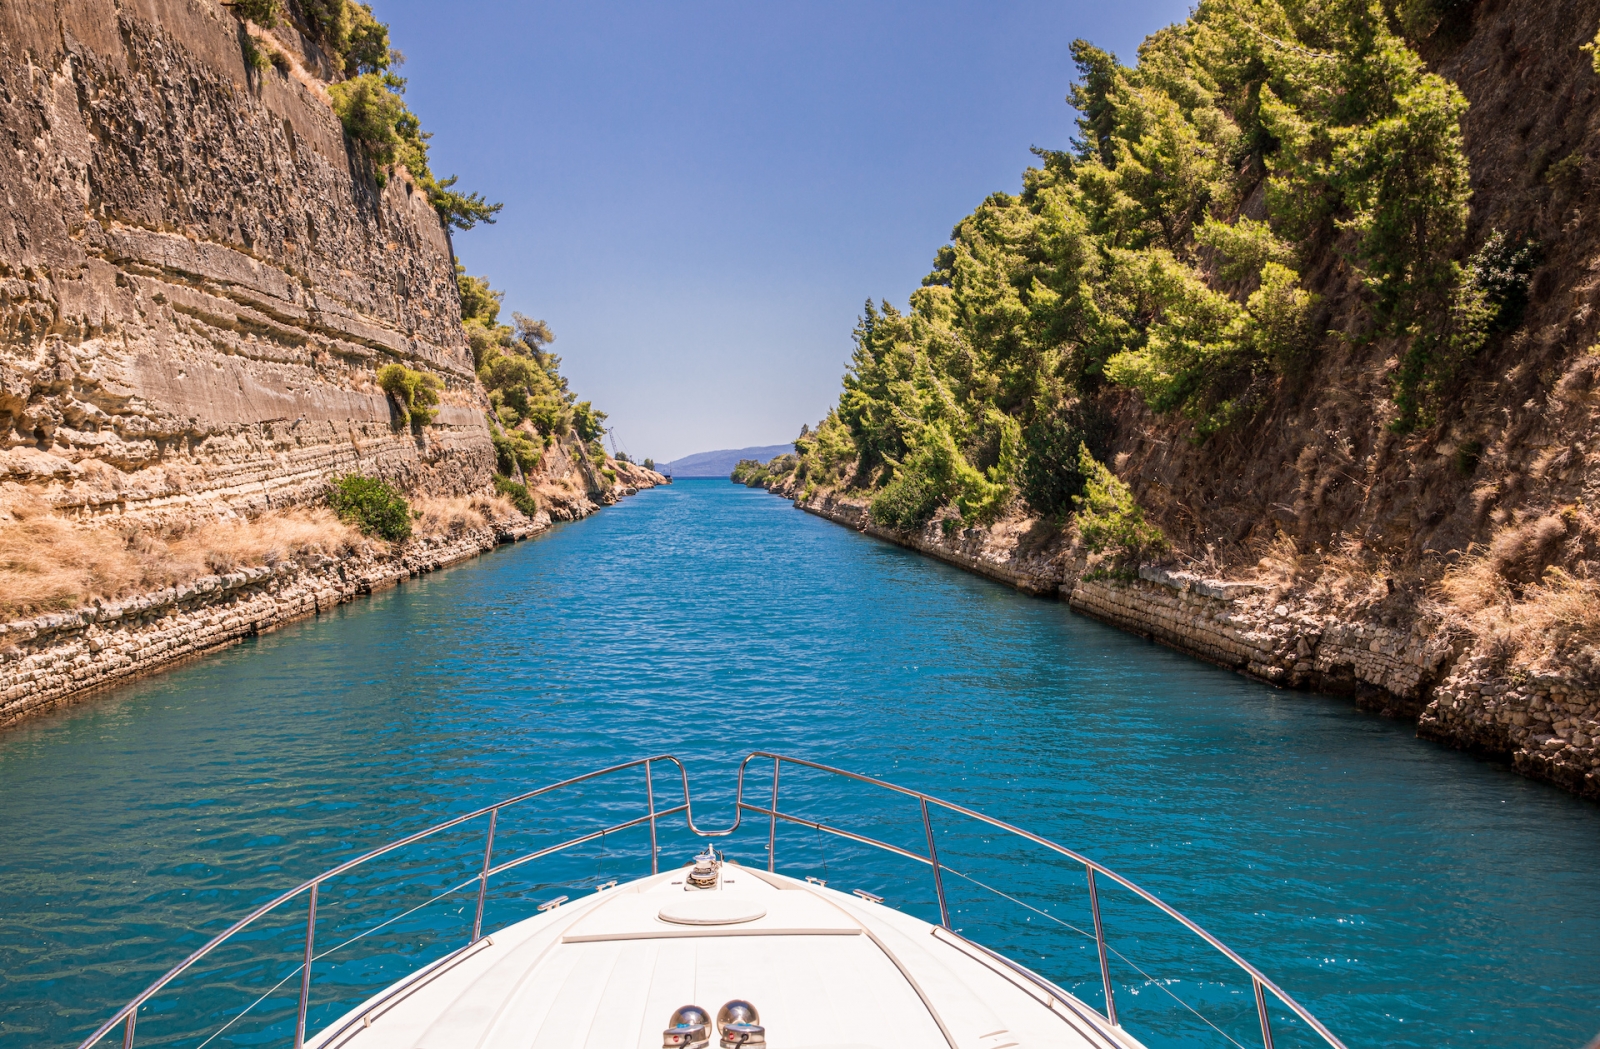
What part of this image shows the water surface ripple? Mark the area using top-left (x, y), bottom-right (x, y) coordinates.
top-left (1, 481), bottom-right (1596, 1048)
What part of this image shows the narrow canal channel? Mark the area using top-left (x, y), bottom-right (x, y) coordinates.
top-left (1, 481), bottom-right (1596, 1048)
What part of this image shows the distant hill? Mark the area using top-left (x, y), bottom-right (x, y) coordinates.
top-left (663, 444), bottom-right (793, 478)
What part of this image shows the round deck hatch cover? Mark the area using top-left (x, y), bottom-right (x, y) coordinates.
top-left (658, 897), bottom-right (767, 926)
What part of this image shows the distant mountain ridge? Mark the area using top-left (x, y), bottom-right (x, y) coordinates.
top-left (663, 444), bottom-right (792, 477)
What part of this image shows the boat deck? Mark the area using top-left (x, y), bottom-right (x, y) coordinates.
top-left (309, 861), bottom-right (1142, 1049)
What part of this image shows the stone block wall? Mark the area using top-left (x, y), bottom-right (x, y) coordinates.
top-left (0, 518), bottom-right (541, 728)
top-left (788, 485), bottom-right (1598, 801)
top-left (1421, 663), bottom-right (1600, 798)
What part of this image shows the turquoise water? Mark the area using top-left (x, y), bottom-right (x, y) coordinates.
top-left (1, 479), bottom-right (1597, 1049)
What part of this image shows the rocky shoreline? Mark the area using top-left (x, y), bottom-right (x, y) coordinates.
top-left (0, 468), bottom-right (668, 731)
top-left (776, 483), bottom-right (1599, 802)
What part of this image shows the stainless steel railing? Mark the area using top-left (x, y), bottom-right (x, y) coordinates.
top-left (76, 754), bottom-right (706, 1049)
top-left (726, 752), bottom-right (1347, 1049)
top-left (76, 751), bottom-right (1345, 1049)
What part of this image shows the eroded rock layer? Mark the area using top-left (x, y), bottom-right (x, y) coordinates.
top-left (0, 0), bottom-right (493, 520)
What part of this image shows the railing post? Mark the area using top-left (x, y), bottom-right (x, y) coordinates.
top-left (920, 798), bottom-right (951, 929)
top-left (767, 757), bottom-right (780, 872)
top-left (120, 1010), bottom-right (135, 1049)
top-left (645, 760), bottom-right (659, 875)
top-left (294, 883), bottom-right (318, 1049)
top-left (1254, 978), bottom-right (1276, 1049)
top-left (471, 808), bottom-right (498, 943)
top-left (1086, 868), bottom-right (1117, 1027)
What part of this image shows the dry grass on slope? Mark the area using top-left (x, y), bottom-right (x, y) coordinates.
top-left (0, 491), bottom-right (526, 621)
top-left (1432, 508), bottom-right (1600, 679)
top-left (0, 501), bottom-right (366, 619)
top-left (411, 493), bottom-right (516, 536)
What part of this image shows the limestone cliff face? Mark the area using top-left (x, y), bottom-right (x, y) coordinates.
top-left (0, 0), bottom-right (493, 520)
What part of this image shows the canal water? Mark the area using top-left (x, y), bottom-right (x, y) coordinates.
top-left (1, 480), bottom-right (1596, 1049)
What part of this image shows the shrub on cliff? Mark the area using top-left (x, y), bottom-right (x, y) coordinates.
top-left (298, 0), bottom-right (391, 78)
top-left (573, 401), bottom-right (608, 443)
top-left (376, 363), bottom-right (441, 428)
top-left (230, 0), bottom-right (282, 27)
top-left (491, 424), bottom-right (541, 477)
top-left (464, 274), bottom-right (586, 447)
top-left (325, 61), bottom-right (501, 230)
top-left (1020, 412), bottom-right (1093, 520)
top-left (492, 474), bottom-right (539, 517)
top-left (329, 475), bottom-right (413, 541)
top-left (730, 459), bottom-right (766, 484)
top-left (1072, 445), bottom-right (1166, 566)
top-left (793, 413), bottom-right (856, 488)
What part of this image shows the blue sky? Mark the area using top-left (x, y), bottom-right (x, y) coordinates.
top-left (379, 0), bottom-right (1193, 462)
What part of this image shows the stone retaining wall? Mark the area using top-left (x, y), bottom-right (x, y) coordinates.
top-left (788, 485), bottom-right (1597, 801)
top-left (1421, 663), bottom-right (1600, 798)
top-left (1067, 567), bottom-right (1451, 715)
top-left (0, 520), bottom-right (541, 729)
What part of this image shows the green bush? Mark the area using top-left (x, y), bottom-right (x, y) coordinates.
top-left (1072, 445), bottom-right (1166, 565)
top-left (300, 0), bottom-right (391, 77)
top-left (230, 0), bottom-right (280, 27)
top-left (328, 70), bottom-right (501, 229)
top-left (329, 475), bottom-right (412, 541)
top-left (376, 362), bottom-right (441, 428)
top-left (242, 35), bottom-right (272, 72)
top-left (573, 401), bottom-right (607, 443)
top-left (492, 474), bottom-right (538, 517)
top-left (491, 425), bottom-right (541, 476)
top-left (1249, 262), bottom-right (1319, 368)
top-left (1020, 413), bottom-right (1091, 519)
top-left (466, 275), bottom-right (587, 452)
top-left (730, 459), bottom-right (768, 485)
top-left (869, 464), bottom-right (944, 529)
top-left (1468, 230), bottom-right (1540, 334)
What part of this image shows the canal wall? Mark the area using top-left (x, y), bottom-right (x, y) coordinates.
top-left (0, 519), bottom-right (527, 728)
top-left (785, 486), bottom-right (1600, 801)
top-left (0, 455), bottom-right (669, 729)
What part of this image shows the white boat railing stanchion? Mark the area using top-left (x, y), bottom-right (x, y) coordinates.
top-left (920, 797), bottom-right (951, 929)
top-left (470, 807), bottom-right (498, 943)
top-left (1085, 867), bottom-right (1117, 1027)
top-left (294, 882), bottom-right (318, 1049)
top-left (645, 759), bottom-right (659, 875)
top-left (767, 756), bottom-right (780, 872)
top-left (1254, 978), bottom-right (1276, 1049)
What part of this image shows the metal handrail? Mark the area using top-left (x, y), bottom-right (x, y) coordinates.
top-left (730, 752), bottom-right (1345, 1049)
top-left (77, 752), bottom-right (1345, 1049)
top-left (77, 754), bottom-right (705, 1049)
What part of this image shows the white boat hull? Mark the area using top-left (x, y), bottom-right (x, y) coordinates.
top-left (309, 862), bottom-right (1143, 1049)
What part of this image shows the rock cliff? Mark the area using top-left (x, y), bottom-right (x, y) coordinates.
top-left (0, 0), bottom-right (672, 726)
top-left (1, 0), bottom-right (492, 521)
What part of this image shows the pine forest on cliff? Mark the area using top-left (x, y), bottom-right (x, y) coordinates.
top-left (735, 0), bottom-right (1600, 801)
